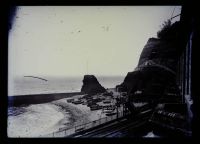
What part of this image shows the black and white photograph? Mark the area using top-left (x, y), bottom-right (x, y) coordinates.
top-left (7, 5), bottom-right (197, 139)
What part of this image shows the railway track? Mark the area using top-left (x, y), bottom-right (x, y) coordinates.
top-left (91, 116), bottom-right (148, 137)
top-left (71, 117), bottom-right (128, 138)
top-left (70, 109), bottom-right (153, 138)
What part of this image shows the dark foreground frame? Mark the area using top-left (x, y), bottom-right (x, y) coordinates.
top-left (1, 0), bottom-right (199, 144)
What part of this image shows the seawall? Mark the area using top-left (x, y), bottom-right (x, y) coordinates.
top-left (8, 92), bottom-right (83, 107)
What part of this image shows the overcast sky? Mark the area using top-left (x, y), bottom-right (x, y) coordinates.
top-left (8, 6), bottom-right (181, 79)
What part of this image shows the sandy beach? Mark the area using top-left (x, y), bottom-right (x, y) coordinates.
top-left (7, 94), bottom-right (108, 137)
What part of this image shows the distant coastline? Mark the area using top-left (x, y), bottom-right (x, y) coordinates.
top-left (8, 75), bottom-right (124, 107)
top-left (9, 76), bottom-right (124, 96)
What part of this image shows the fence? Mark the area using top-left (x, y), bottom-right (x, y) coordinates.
top-left (44, 111), bottom-right (126, 137)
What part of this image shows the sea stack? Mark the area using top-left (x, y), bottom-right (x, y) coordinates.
top-left (81, 75), bottom-right (106, 95)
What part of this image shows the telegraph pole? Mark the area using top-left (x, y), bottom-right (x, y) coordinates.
top-left (116, 87), bottom-right (122, 119)
top-left (116, 94), bottom-right (119, 119)
top-left (86, 59), bottom-right (88, 74)
top-left (116, 87), bottom-right (119, 119)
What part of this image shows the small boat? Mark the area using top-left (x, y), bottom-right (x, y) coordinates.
top-left (72, 100), bottom-right (83, 104)
top-left (103, 100), bottom-right (111, 104)
top-left (102, 108), bottom-right (115, 113)
top-left (92, 98), bottom-right (101, 103)
top-left (90, 107), bottom-right (102, 111)
top-left (106, 112), bottom-right (117, 116)
top-left (67, 99), bottom-right (74, 103)
top-left (90, 105), bottom-right (102, 111)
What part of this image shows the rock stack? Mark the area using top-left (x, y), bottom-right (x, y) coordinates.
top-left (81, 75), bottom-right (106, 95)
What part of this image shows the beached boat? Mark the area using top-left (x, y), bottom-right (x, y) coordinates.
top-left (102, 105), bottom-right (116, 114)
top-left (87, 103), bottom-right (93, 107)
top-left (67, 99), bottom-right (74, 103)
top-left (72, 100), bottom-right (83, 105)
top-left (89, 104), bottom-right (102, 111)
top-left (103, 100), bottom-right (111, 104)
top-left (99, 97), bottom-right (106, 101)
top-left (92, 98), bottom-right (102, 103)
top-left (102, 108), bottom-right (115, 113)
top-left (105, 112), bottom-right (117, 116)
top-left (90, 107), bottom-right (102, 111)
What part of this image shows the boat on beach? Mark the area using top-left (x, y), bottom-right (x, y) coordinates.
top-left (89, 104), bottom-right (102, 111)
top-left (105, 112), bottom-right (117, 116)
top-left (67, 99), bottom-right (74, 103)
top-left (72, 100), bottom-right (83, 105)
top-left (102, 106), bottom-right (117, 116)
top-left (103, 100), bottom-right (112, 104)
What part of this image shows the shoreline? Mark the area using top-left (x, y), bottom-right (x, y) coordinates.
top-left (8, 95), bottom-right (104, 137)
top-left (52, 98), bottom-right (91, 129)
top-left (8, 88), bottom-right (116, 107)
top-left (8, 89), bottom-right (119, 137)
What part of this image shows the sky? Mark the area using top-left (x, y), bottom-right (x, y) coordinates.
top-left (8, 6), bottom-right (181, 79)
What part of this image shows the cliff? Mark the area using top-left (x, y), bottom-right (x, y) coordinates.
top-left (116, 21), bottom-right (182, 103)
top-left (81, 75), bottom-right (106, 95)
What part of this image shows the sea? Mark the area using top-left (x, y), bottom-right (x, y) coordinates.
top-left (8, 75), bottom-right (125, 137)
top-left (9, 76), bottom-right (125, 96)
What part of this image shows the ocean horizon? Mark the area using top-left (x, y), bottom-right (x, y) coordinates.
top-left (9, 75), bottom-right (125, 96)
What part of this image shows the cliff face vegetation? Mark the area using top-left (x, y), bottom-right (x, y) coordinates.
top-left (81, 75), bottom-right (106, 95)
top-left (117, 21), bottom-right (182, 103)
